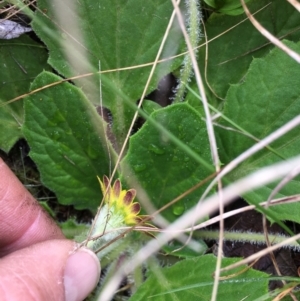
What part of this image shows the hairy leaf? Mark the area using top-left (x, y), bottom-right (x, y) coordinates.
top-left (198, 0), bottom-right (300, 101)
top-left (0, 35), bottom-right (49, 152)
top-left (122, 103), bottom-right (213, 221)
top-left (129, 254), bottom-right (269, 301)
top-left (32, 0), bottom-right (183, 148)
top-left (22, 71), bottom-right (114, 210)
top-left (217, 40), bottom-right (300, 223)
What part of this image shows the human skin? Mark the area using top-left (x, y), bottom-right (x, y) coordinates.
top-left (0, 158), bottom-right (100, 301)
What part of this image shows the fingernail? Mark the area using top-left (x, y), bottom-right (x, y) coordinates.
top-left (64, 247), bottom-right (100, 301)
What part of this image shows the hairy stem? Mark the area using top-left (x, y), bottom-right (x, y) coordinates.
top-left (194, 230), bottom-right (300, 251)
top-left (173, 0), bottom-right (201, 103)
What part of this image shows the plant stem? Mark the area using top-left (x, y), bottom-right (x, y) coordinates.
top-left (194, 230), bottom-right (300, 251)
top-left (173, 0), bottom-right (201, 103)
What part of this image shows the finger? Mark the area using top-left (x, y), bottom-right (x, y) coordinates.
top-left (0, 158), bottom-right (64, 256)
top-left (0, 240), bottom-right (100, 301)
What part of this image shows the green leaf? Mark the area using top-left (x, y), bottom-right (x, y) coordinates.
top-left (142, 100), bottom-right (162, 116)
top-left (203, 0), bottom-right (252, 15)
top-left (0, 36), bottom-right (49, 152)
top-left (198, 0), bottom-right (300, 100)
top-left (59, 219), bottom-right (89, 240)
top-left (32, 0), bottom-right (184, 147)
top-left (122, 103), bottom-right (213, 221)
top-left (129, 254), bottom-right (269, 301)
top-left (217, 40), bottom-right (300, 223)
top-left (22, 71), bottom-right (114, 210)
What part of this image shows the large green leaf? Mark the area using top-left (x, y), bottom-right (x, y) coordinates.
top-left (217, 40), bottom-right (300, 223)
top-left (129, 254), bottom-right (269, 301)
top-left (198, 0), bottom-right (300, 101)
top-left (22, 71), bottom-right (114, 210)
top-left (122, 103), bottom-right (213, 221)
top-left (0, 35), bottom-right (49, 152)
top-left (32, 0), bottom-right (184, 147)
top-left (203, 0), bottom-right (252, 15)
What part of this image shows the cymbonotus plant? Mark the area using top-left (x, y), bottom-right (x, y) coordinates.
top-left (2, 0), bottom-right (300, 300)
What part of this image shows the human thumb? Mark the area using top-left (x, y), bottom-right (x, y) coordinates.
top-left (0, 239), bottom-right (100, 301)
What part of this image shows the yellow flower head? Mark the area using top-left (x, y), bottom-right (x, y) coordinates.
top-left (98, 175), bottom-right (143, 225)
top-left (87, 176), bottom-right (154, 257)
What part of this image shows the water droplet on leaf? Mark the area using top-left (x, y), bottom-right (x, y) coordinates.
top-left (149, 144), bottom-right (165, 155)
top-left (173, 204), bottom-right (185, 216)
